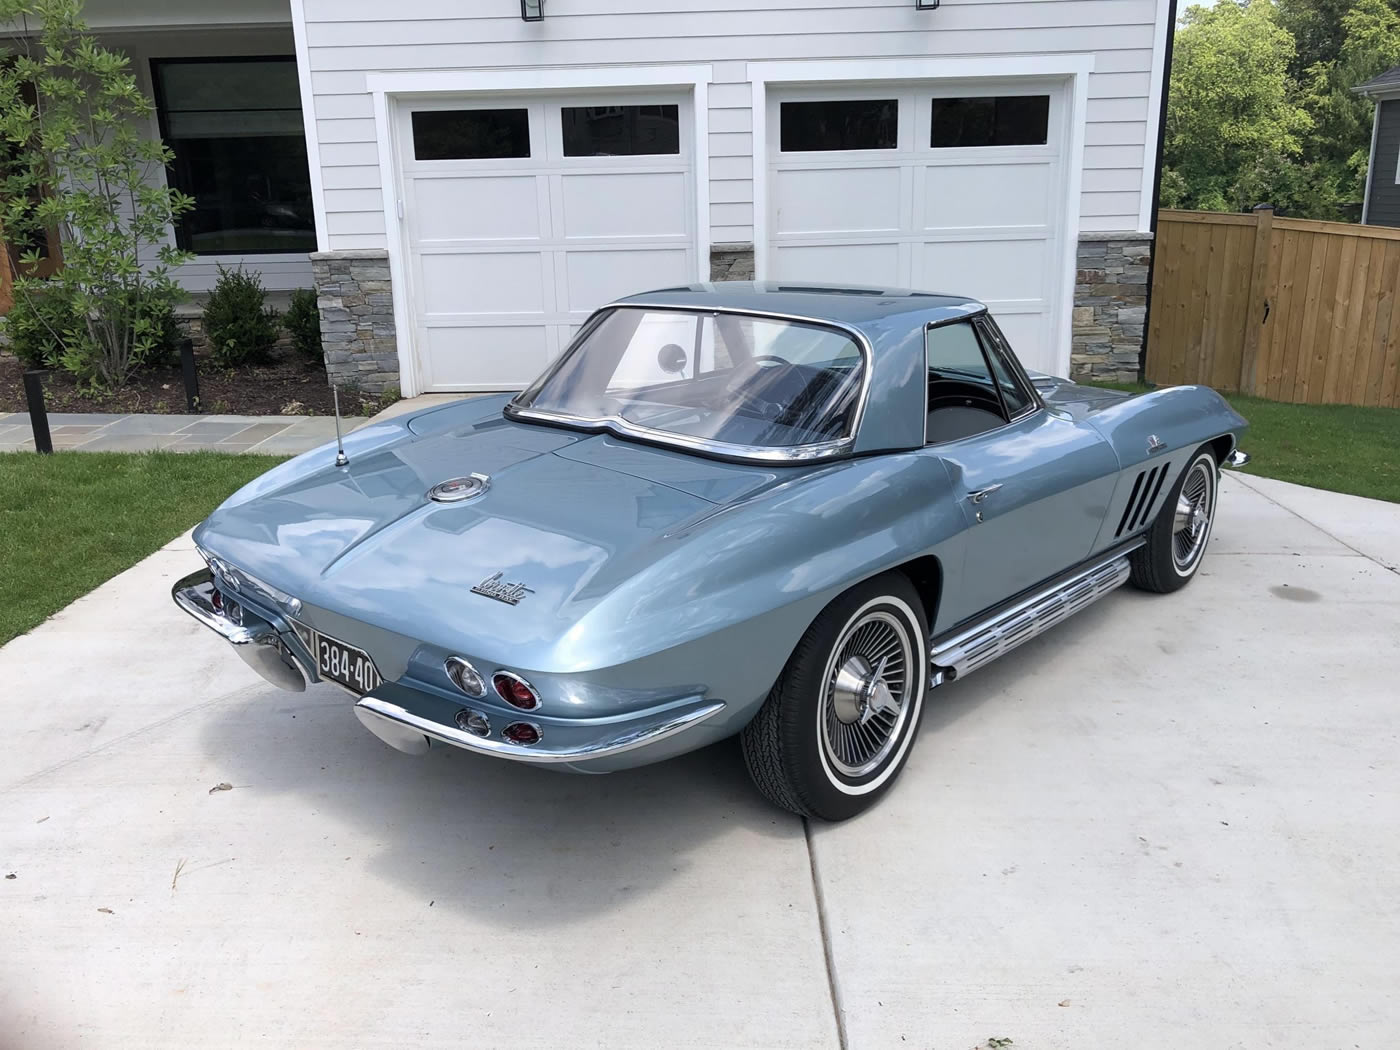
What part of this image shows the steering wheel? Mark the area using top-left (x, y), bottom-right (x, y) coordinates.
top-left (721, 356), bottom-right (789, 421)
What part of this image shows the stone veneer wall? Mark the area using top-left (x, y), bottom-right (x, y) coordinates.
top-left (309, 249), bottom-right (399, 395)
top-left (710, 244), bottom-right (756, 281)
top-left (1071, 233), bottom-right (1152, 383)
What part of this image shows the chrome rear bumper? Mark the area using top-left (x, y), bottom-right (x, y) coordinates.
top-left (172, 569), bottom-right (309, 692)
top-left (353, 694), bottom-right (726, 766)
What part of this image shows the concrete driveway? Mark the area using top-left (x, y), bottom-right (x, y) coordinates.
top-left (2, 473), bottom-right (1397, 1049)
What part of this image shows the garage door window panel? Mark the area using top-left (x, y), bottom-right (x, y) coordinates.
top-left (780, 99), bottom-right (898, 152)
top-left (411, 109), bottom-right (531, 161)
top-left (562, 104), bottom-right (680, 157)
top-left (930, 95), bottom-right (1050, 148)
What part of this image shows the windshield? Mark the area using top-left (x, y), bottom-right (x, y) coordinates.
top-left (509, 307), bottom-right (866, 456)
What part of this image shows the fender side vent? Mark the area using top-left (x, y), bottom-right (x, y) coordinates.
top-left (1131, 467), bottom-right (1170, 532)
top-left (1115, 466), bottom-right (1170, 537)
top-left (1114, 469), bottom-right (1151, 537)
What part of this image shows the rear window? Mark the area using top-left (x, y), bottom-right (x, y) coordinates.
top-left (512, 307), bottom-right (866, 455)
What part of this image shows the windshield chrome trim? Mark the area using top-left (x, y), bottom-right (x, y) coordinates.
top-left (504, 302), bottom-right (874, 465)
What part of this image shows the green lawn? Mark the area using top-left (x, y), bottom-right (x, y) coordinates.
top-left (1091, 383), bottom-right (1400, 504)
top-left (0, 452), bottom-right (285, 646)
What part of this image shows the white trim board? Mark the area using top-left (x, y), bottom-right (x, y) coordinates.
top-left (289, 0), bottom-right (328, 253)
top-left (366, 64), bottom-right (714, 397)
top-left (1139, 0), bottom-right (1172, 233)
top-left (748, 54), bottom-right (1093, 378)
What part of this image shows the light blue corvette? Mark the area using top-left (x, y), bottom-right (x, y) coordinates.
top-left (173, 283), bottom-right (1249, 820)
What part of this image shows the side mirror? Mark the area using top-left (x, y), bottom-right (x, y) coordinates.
top-left (657, 343), bottom-right (688, 375)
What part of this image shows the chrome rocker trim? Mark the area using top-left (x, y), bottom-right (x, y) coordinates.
top-left (929, 543), bottom-right (1144, 684)
top-left (354, 694), bottom-right (727, 765)
top-left (1223, 448), bottom-right (1251, 468)
top-left (172, 569), bottom-right (309, 692)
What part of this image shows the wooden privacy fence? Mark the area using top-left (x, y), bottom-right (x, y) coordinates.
top-left (1147, 208), bottom-right (1400, 407)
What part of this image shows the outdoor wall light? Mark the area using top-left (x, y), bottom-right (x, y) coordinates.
top-left (521, 0), bottom-right (544, 20)
top-left (915, 0), bottom-right (939, 8)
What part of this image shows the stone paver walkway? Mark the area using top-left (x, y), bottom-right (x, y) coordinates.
top-left (0, 412), bottom-right (364, 455)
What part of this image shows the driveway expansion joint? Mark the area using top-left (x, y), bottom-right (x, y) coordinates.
top-left (804, 817), bottom-right (849, 1050)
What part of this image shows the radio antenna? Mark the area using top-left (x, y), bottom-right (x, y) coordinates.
top-left (332, 384), bottom-right (349, 467)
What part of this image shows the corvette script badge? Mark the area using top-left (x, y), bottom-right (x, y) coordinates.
top-left (471, 571), bottom-right (534, 606)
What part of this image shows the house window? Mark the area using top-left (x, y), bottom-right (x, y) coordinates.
top-left (412, 109), bottom-right (530, 161)
top-left (930, 95), bottom-right (1050, 148)
top-left (153, 58), bottom-right (315, 254)
top-left (562, 104), bottom-right (680, 156)
top-left (780, 99), bottom-right (898, 152)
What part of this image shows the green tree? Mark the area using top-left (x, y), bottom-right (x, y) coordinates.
top-left (0, 0), bottom-right (193, 387)
top-left (1276, 0), bottom-right (1360, 74)
top-left (1164, 0), bottom-right (1312, 213)
top-left (1294, 0), bottom-right (1400, 217)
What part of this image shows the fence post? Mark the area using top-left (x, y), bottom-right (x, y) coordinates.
top-left (1239, 203), bottom-right (1275, 395)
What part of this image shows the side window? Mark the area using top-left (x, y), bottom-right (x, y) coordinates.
top-left (925, 320), bottom-right (1014, 444)
top-left (926, 321), bottom-right (993, 381)
top-left (975, 319), bottom-right (1036, 417)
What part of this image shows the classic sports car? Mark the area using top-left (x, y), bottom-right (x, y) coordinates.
top-left (173, 283), bottom-right (1249, 820)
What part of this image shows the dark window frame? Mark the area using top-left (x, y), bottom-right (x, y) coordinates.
top-left (779, 98), bottom-right (899, 153)
top-left (929, 94), bottom-right (1051, 149)
top-left (410, 107), bottom-right (532, 162)
top-left (151, 55), bottom-right (316, 257)
top-left (561, 103), bottom-right (681, 157)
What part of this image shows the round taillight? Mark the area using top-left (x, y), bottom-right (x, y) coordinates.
top-left (454, 708), bottom-right (490, 737)
top-left (445, 656), bottom-right (486, 698)
top-left (492, 672), bottom-right (540, 711)
top-left (502, 721), bottom-right (542, 746)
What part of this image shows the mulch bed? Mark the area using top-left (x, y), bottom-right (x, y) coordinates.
top-left (0, 346), bottom-right (342, 417)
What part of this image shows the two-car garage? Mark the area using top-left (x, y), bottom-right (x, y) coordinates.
top-left (387, 65), bottom-right (1080, 392)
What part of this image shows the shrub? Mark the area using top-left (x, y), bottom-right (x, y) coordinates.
top-left (2, 284), bottom-right (82, 368)
top-left (203, 264), bottom-right (280, 368)
top-left (284, 288), bottom-right (323, 367)
top-left (0, 0), bottom-right (195, 388)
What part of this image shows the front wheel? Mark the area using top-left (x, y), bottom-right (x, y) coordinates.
top-left (1130, 446), bottom-right (1219, 593)
top-left (741, 572), bottom-right (928, 821)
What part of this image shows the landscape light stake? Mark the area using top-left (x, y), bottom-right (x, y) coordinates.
top-left (23, 369), bottom-right (53, 454)
top-left (179, 338), bottom-right (200, 413)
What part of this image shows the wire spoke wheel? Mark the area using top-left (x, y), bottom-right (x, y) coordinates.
top-left (819, 610), bottom-right (914, 778)
top-left (1170, 458), bottom-right (1216, 574)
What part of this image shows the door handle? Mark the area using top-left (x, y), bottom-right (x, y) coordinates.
top-left (967, 484), bottom-right (1002, 504)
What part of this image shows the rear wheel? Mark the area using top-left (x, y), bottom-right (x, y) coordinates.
top-left (741, 572), bottom-right (928, 821)
top-left (1130, 446), bottom-right (1219, 593)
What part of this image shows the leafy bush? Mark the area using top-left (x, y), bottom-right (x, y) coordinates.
top-left (0, 0), bottom-right (194, 388)
top-left (283, 288), bottom-right (324, 367)
top-left (3, 284), bottom-right (82, 368)
top-left (203, 265), bottom-right (280, 368)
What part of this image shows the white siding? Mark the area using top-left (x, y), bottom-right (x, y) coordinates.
top-left (302, 0), bottom-right (1162, 249)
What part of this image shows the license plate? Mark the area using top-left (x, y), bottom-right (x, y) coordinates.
top-left (313, 632), bottom-right (381, 695)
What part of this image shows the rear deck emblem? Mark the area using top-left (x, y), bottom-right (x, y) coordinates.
top-left (471, 572), bottom-right (534, 605)
top-left (428, 473), bottom-right (491, 503)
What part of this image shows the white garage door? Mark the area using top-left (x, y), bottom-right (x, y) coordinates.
top-left (766, 82), bottom-right (1068, 373)
top-left (398, 94), bottom-right (699, 391)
